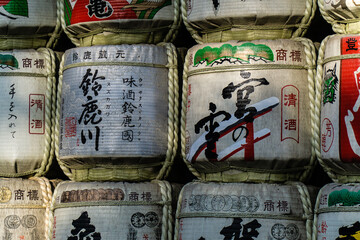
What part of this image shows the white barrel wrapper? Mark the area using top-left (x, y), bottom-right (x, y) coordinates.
top-left (58, 44), bottom-right (177, 181)
top-left (319, 0), bottom-right (360, 34)
top-left (50, 181), bottom-right (173, 240)
top-left (0, 49), bottom-right (55, 177)
top-left (175, 182), bottom-right (313, 240)
top-left (0, 0), bottom-right (59, 49)
top-left (314, 183), bottom-right (360, 240)
top-left (0, 177), bottom-right (52, 240)
top-left (182, 39), bottom-right (316, 182)
top-left (317, 34), bottom-right (360, 182)
top-left (183, 0), bottom-right (315, 43)
top-left (61, 0), bottom-right (179, 46)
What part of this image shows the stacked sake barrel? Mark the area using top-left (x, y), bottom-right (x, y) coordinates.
top-left (181, 0), bottom-right (318, 182)
top-left (49, 1), bottom-right (181, 239)
top-left (0, 1), bottom-right (60, 239)
top-left (312, 2), bottom-right (360, 239)
top-left (0, 177), bottom-right (53, 240)
top-left (313, 183), bottom-right (360, 239)
top-left (316, 1), bottom-right (360, 182)
top-left (175, 1), bottom-right (319, 239)
top-left (0, 0), bottom-right (59, 178)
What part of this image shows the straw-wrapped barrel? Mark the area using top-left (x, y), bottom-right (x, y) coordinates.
top-left (49, 181), bottom-right (173, 240)
top-left (175, 181), bottom-right (314, 240)
top-left (56, 43), bottom-right (178, 181)
top-left (0, 48), bottom-right (56, 177)
top-left (316, 34), bottom-right (360, 182)
top-left (181, 0), bottom-right (316, 43)
top-left (0, 0), bottom-right (60, 49)
top-left (313, 183), bottom-right (360, 239)
top-left (60, 0), bottom-right (180, 46)
top-left (181, 38), bottom-right (316, 182)
top-left (0, 177), bottom-right (52, 240)
top-left (319, 0), bottom-right (360, 34)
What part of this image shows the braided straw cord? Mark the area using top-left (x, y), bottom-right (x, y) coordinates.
top-left (312, 184), bottom-right (322, 240)
top-left (59, 0), bottom-right (81, 47)
top-left (164, 0), bottom-right (181, 43)
top-left (180, 52), bottom-right (201, 179)
top-left (29, 177), bottom-right (53, 240)
top-left (46, 0), bottom-right (62, 49)
top-left (48, 180), bottom-right (69, 240)
top-left (314, 35), bottom-right (340, 182)
top-left (293, 0), bottom-right (317, 38)
top-left (54, 54), bottom-right (74, 180)
top-left (180, 0), bottom-right (203, 44)
top-left (173, 182), bottom-right (187, 240)
top-left (34, 48), bottom-right (56, 177)
top-left (286, 182), bottom-right (313, 240)
top-left (157, 43), bottom-right (179, 180)
top-left (152, 180), bottom-right (173, 240)
top-left (292, 37), bottom-right (318, 182)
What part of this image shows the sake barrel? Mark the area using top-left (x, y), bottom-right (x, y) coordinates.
top-left (181, 38), bottom-right (316, 182)
top-left (319, 0), bottom-right (360, 34)
top-left (316, 34), bottom-right (360, 182)
top-left (313, 183), bottom-right (360, 240)
top-left (56, 44), bottom-right (178, 181)
top-left (50, 181), bottom-right (173, 240)
top-left (181, 0), bottom-right (316, 44)
top-left (0, 0), bottom-right (60, 50)
top-left (175, 181), bottom-right (313, 240)
top-left (0, 48), bottom-right (56, 177)
top-left (0, 177), bottom-right (52, 240)
top-left (60, 0), bottom-right (180, 46)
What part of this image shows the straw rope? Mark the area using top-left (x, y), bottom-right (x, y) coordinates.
top-left (287, 182), bottom-right (313, 240)
top-left (29, 177), bottom-right (52, 240)
top-left (157, 43), bottom-right (179, 180)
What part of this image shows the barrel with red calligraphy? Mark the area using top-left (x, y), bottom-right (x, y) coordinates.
top-left (175, 181), bottom-right (314, 240)
top-left (182, 0), bottom-right (316, 43)
top-left (181, 38), bottom-right (316, 182)
top-left (319, 0), bottom-right (360, 34)
top-left (0, 177), bottom-right (52, 240)
top-left (60, 0), bottom-right (180, 46)
top-left (49, 181), bottom-right (173, 240)
top-left (0, 0), bottom-right (59, 49)
top-left (0, 48), bottom-right (56, 177)
top-left (313, 183), bottom-right (360, 240)
top-left (56, 44), bottom-right (178, 181)
top-left (316, 34), bottom-right (360, 182)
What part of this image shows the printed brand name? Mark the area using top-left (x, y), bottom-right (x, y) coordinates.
top-left (61, 188), bottom-right (124, 203)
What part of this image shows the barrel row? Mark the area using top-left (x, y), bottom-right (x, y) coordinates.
top-left (5, 36), bottom-right (360, 183)
top-left (7, 0), bottom-right (360, 50)
top-left (3, 178), bottom-right (360, 240)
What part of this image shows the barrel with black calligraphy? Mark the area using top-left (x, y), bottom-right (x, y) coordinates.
top-left (60, 0), bottom-right (180, 46)
top-left (181, 38), bottom-right (316, 182)
top-left (316, 34), bottom-right (360, 182)
top-left (49, 181), bottom-right (173, 240)
top-left (175, 181), bottom-right (314, 240)
top-left (0, 0), bottom-right (60, 50)
top-left (0, 48), bottom-right (56, 177)
top-left (313, 183), bottom-right (360, 240)
top-left (182, 0), bottom-right (316, 44)
top-left (319, 0), bottom-right (360, 34)
top-left (56, 44), bottom-right (178, 181)
top-left (0, 177), bottom-right (52, 240)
